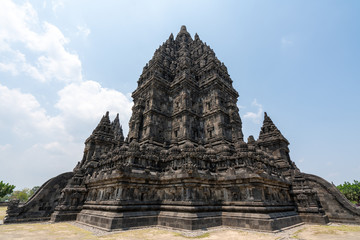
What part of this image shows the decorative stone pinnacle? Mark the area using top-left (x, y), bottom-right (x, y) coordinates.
top-left (258, 112), bottom-right (289, 144)
top-left (194, 33), bottom-right (200, 41)
top-left (176, 25), bottom-right (192, 42)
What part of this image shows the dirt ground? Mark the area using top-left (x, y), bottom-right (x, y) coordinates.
top-left (0, 206), bottom-right (359, 240)
top-left (0, 206), bottom-right (6, 223)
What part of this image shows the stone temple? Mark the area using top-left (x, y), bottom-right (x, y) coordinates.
top-left (5, 26), bottom-right (360, 231)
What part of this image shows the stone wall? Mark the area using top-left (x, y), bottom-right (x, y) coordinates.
top-left (4, 172), bottom-right (73, 223)
top-left (304, 173), bottom-right (360, 224)
top-left (74, 166), bottom-right (302, 231)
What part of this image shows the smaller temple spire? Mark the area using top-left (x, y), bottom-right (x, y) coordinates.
top-left (113, 113), bottom-right (119, 122)
top-left (82, 111), bottom-right (116, 168)
top-left (258, 112), bottom-right (289, 144)
top-left (258, 112), bottom-right (298, 176)
top-left (111, 113), bottom-right (124, 144)
top-left (194, 33), bottom-right (200, 41)
top-left (88, 111), bottom-right (115, 140)
top-left (93, 111), bottom-right (110, 132)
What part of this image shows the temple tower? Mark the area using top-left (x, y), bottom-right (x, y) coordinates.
top-left (79, 111), bottom-right (123, 170)
top-left (129, 26), bottom-right (243, 150)
top-left (257, 112), bottom-right (298, 177)
top-left (7, 25), bottom-right (359, 231)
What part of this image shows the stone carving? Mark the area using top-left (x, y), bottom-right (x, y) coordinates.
top-left (4, 172), bottom-right (73, 223)
top-left (5, 25), bottom-right (360, 230)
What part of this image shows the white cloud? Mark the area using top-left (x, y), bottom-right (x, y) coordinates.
top-left (51, 0), bottom-right (64, 13)
top-left (0, 80), bottom-right (133, 142)
top-left (0, 1), bottom-right (134, 189)
top-left (1, 140), bottom-right (83, 190)
top-left (0, 0), bottom-right (82, 83)
top-left (0, 83), bottom-right (75, 187)
top-left (33, 141), bottom-right (68, 156)
top-left (0, 81), bottom-right (133, 188)
top-left (243, 99), bottom-right (263, 124)
top-left (0, 84), bottom-right (66, 138)
top-left (0, 62), bottom-right (18, 75)
top-left (281, 37), bottom-right (294, 47)
top-left (56, 80), bottom-right (133, 133)
top-left (0, 144), bottom-right (11, 151)
top-left (237, 104), bottom-right (245, 109)
top-left (76, 25), bottom-right (91, 38)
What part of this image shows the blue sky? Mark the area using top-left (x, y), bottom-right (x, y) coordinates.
top-left (0, 0), bottom-right (359, 189)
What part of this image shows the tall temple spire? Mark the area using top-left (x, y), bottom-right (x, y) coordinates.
top-left (130, 26), bottom-right (243, 148)
top-left (176, 25), bottom-right (192, 42)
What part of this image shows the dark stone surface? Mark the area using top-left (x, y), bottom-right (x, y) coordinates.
top-left (4, 172), bottom-right (73, 223)
top-left (5, 25), bottom-right (360, 231)
top-left (303, 173), bottom-right (360, 224)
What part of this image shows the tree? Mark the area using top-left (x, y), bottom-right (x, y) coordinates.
top-left (1, 186), bottom-right (41, 203)
top-left (0, 181), bottom-right (15, 199)
top-left (29, 186), bottom-right (40, 198)
top-left (337, 180), bottom-right (360, 205)
top-left (10, 188), bottom-right (31, 202)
